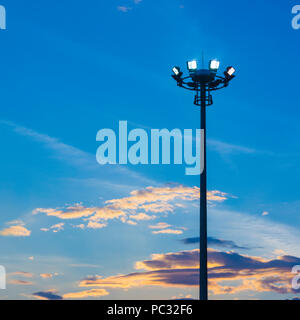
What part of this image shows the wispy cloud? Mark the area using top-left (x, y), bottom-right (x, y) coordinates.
top-left (32, 186), bottom-right (228, 232)
top-left (117, 6), bottom-right (131, 13)
top-left (41, 223), bottom-right (65, 233)
top-left (10, 279), bottom-right (33, 286)
top-left (9, 271), bottom-right (34, 286)
top-left (129, 213), bottom-right (156, 221)
top-left (40, 273), bottom-right (53, 279)
top-left (149, 222), bottom-right (184, 235)
top-left (86, 221), bottom-right (107, 229)
top-left (207, 139), bottom-right (256, 155)
top-left (152, 229), bottom-right (183, 235)
top-left (0, 120), bottom-right (96, 169)
top-left (149, 222), bottom-right (171, 229)
top-left (63, 288), bottom-right (109, 299)
top-left (181, 236), bottom-right (250, 250)
top-left (10, 271), bottom-right (33, 278)
top-left (32, 288), bottom-right (109, 300)
top-left (0, 120), bottom-right (154, 187)
top-left (209, 208), bottom-right (300, 258)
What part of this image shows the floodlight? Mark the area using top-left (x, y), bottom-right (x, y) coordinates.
top-left (225, 66), bottom-right (235, 77)
top-left (209, 59), bottom-right (220, 71)
top-left (187, 60), bottom-right (197, 71)
top-left (172, 66), bottom-right (181, 76)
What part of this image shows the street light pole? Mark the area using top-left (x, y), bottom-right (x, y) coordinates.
top-left (200, 83), bottom-right (208, 300)
top-left (171, 60), bottom-right (236, 301)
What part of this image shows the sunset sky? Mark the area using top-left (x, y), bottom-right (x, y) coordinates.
top-left (0, 0), bottom-right (300, 300)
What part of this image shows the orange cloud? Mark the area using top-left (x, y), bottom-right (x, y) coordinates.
top-left (87, 221), bottom-right (107, 229)
top-left (149, 222), bottom-right (171, 229)
top-left (63, 289), bottom-right (109, 299)
top-left (152, 229), bottom-right (183, 235)
top-left (149, 222), bottom-right (184, 235)
top-left (32, 186), bottom-right (229, 231)
top-left (40, 273), bottom-right (53, 279)
top-left (0, 225), bottom-right (31, 237)
top-left (10, 271), bottom-right (33, 278)
top-left (129, 213), bottom-right (156, 221)
top-left (10, 279), bottom-right (33, 286)
top-left (77, 248), bottom-right (300, 297)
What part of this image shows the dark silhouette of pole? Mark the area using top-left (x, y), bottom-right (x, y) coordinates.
top-left (200, 83), bottom-right (208, 300)
top-left (171, 60), bottom-right (236, 301)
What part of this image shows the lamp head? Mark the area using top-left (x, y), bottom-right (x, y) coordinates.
top-left (172, 66), bottom-right (182, 77)
top-left (187, 60), bottom-right (198, 72)
top-left (209, 59), bottom-right (220, 72)
top-left (224, 66), bottom-right (236, 78)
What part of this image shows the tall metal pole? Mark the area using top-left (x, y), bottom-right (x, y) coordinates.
top-left (171, 60), bottom-right (236, 300)
top-left (200, 83), bottom-right (208, 300)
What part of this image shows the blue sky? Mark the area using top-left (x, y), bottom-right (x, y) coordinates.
top-left (0, 0), bottom-right (300, 300)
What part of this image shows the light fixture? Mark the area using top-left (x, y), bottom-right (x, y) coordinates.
top-left (209, 59), bottom-right (220, 71)
top-left (225, 66), bottom-right (236, 77)
top-left (187, 60), bottom-right (197, 71)
top-left (172, 66), bottom-right (181, 76)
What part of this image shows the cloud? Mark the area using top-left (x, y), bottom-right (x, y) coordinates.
top-left (28, 256), bottom-right (34, 261)
top-left (181, 236), bottom-right (250, 250)
top-left (63, 289), bottom-right (109, 299)
top-left (6, 219), bottom-right (25, 226)
top-left (126, 220), bottom-right (137, 225)
top-left (262, 211), bottom-right (269, 216)
top-left (149, 222), bottom-right (171, 229)
top-left (134, 0), bottom-right (142, 4)
top-left (40, 223), bottom-right (65, 233)
top-left (51, 223), bottom-right (64, 232)
top-left (117, 6), bottom-right (131, 13)
top-left (0, 120), bottom-right (154, 187)
top-left (207, 139), bottom-right (256, 155)
top-left (9, 271), bottom-right (34, 285)
top-left (79, 269), bottom-right (198, 289)
top-left (10, 271), bottom-right (33, 278)
top-left (87, 221), bottom-right (107, 229)
top-left (40, 273), bottom-right (53, 279)
top-left (149, 222), bottom-right (184, 235)
top-left (209, 208), bottom-right (300, 258)
top-left (152, 229), bottom-right (183, 235)
top-left (33, 186), bottom-right (228, 231)
top-left (0, 225), bottom-right (31, 237)
top-left (73, 224), bottom-right (85, 229)
top-left (129, 213), bottom-right (156, 221)
top-left (135, 250), bottom-right (199, 271)
top-left (105, 186), bottom-right (227, 213)
top-left (33, 291), bottom-right (63, 300)
top-left (10, 280), bottom-right (33, 286)
top-left (171, 294), bottom-right (194, 300)
top-left (0, 120), bottom-right (96, 170)
top-left (34, 206), bottom-right (125, 221)
top-left (78, 248), bottom-right (300, 296)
